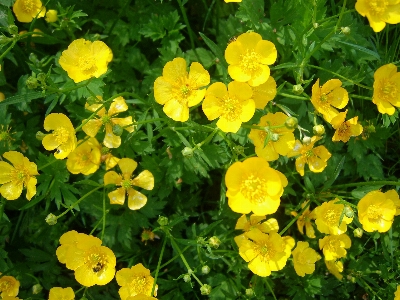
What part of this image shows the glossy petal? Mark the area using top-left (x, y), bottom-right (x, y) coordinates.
top-left (108, 188), bottom-right (126, 205)
top-left (118, 158), bottom-right (138, 177)
top-left (132, 170), bottom-right (154, 190)
top-left (0, 181), bottom-right (23, 200)
top-left (127, 188), bottom-right (147, 210)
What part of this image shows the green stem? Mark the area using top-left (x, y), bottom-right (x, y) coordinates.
top-left (0, 40), bottom-right (17, 61)
top-left (350, 94), bottom-right (372, 100)
top-left (151, 235), bottom-right (167, 296)
top-left (194, 127), bottom-right (218, 149)
top-left (329, 181), bottom-right (400, 190)
top-left (264, 278), bottom-right (278, 300)
top-left (102, 187), bottom-right (106, 241)
top-left (177, 0), bottom-right (198, 54)
top-left (154, 245), bottom-right (191, 271)
top-left (279, 199), bottom-right (311, 236)
top-left (277, 92), bottom-right (309, 100)
top-left (37, 158), bottom-right (58, 171)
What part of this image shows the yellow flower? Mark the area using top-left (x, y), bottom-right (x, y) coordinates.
top-left (372, 63), bottom-right (400, 115)
top-left (251, 76), bottom-right (277, 109)
top-left (395, 286), bottom-right (400, 300)
top-left (248, 112), bottom-right (295, 161)
top-left (311, 79), bottom-right (349, 123)
top-left (202, 81), bottom-right (255, 133)
top-left (355, 0), bottom-right (400, 32)
top-left (42, 113), bottom-right (77, 159)
top-left (100, 147), bottom-right (120, 170)
top-left (0, 275), bottom-right (20, 297)
top-left (82, 97), bottom-right (135, 148)
top-left (325, 259), bottom-right (343, 280)
top-left (319, 234), bottom-right (351, 261)
top-left (292, 241), bottom-right (321, 277)
top-left (0, 151), bottom-right (39, 200)
top-left (66, 137), bottom-right (101, 175)
top-left (59, 39), bottom-right (113, 83)
top-left (291, 201), bottom-right (316, 238)
top-left (314, 199), bottom-right (353, 235)
top-left (13, 0), bottom-right (46, 23)
top-left (104, 158), bottom-right (154, 210)
top-left (287, 136), bottom-right (331, 176)
top-left (116, 263), bottom-right (157, 299)
top-left (357, 190), bottom-right (396, 232)
top-left (225, 32), bottom-right (277, 87)
top-left (126, 296), bottom-right (158, 300)
top-left (45, 9), bottom-right (58, 23)
top-left (388, 189), bottom-right (400, 216)
top-left (331, 110), bottom-right (363, 142)
top-left (48, 287), bottom-right (75, 300)
top-left (238, 228), bottom-right (291, 277)
top-left (225, 157), bottom-right (288, 215)
top-left (154, 57), bottom-right (210, 122)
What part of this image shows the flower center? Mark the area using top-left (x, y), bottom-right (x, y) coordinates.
top-left (240, 174), bottom-right (267, 203)
top-left (221, 95), bottom-right (241, 122)
top-left (85, 249), bottom-right (107, 273)
top-left (327, 238), bottom-right (341, 251)
top-left (367, 204), bottom-right (381, 220)
top-left (53, 127), bottom-right (71, 144)
top-left (380, 80), bottom-right (398, 101)
top-left (305, 149), bottom-right (314, 158)
top-left (338, 122), bottom-right (350, 136)
top-left (180, 84), bottom-right (191, 98)
top-left (258, 240), bottom-right (275, 261)
top-left (129, 274), bottom-right (152, 295)
top-left (240, 50), bottom-right (261, 74)
top-left (368, 0), bottom-right (388, 16)
top-left (78, 55), bottom-right (96, 73)
top-left (324, 209), bottom-right (341, 226)
top-left (0, 279), bottom-right (11, 291)
top-left (22, 0), bottom-right (35, 13)
top-left (122, 179), bottom-right (132, 189)
top-left (102, 115), bottom-right (111, 124)
top-left (11, 166), bottom-right (30, 186)
top-left (297, 252), bottom-right (308, 265)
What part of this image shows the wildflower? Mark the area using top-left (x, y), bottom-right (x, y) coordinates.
top-left (126, 296), bottom-right (157, 300)
top-left (116, 263), bottom-right (157, 299)
top-left (225, 157), bottom-right (288, 215)
top-left (314, 199), bottom-right (353, 235)
top-left (66, 137), bottom-right (101, 175)
top-left (325, 259), bottom-right (343, 280)
top-left (154, 57), bottom-right (210, 122)
top-left (48, 287), bottom-right (74, 300)
top-left (104, 158), bottom-right (154, 210)
top-left (395, 286), bottom-right (400, 300)
top-left (225, 32), bottom-right (277, 87)
top-left (45, 9), bottom-right (58, 23)
top-left (234, 214), bottom-right (279, 246)
top-left (286, 136), bottom-right (331, 176)
top-left (12, 0), bottom-right (46, 23)
top-left (311, 79), bottom-right (349, 123)
top-left (82, 97), bottom-right (135, 148)
top-left (292, 241), bottom-right (321, 277)
top-left (202, 81), bottom-right (255, 133)
top-left (42, 113), bottom-right (77, 159)
top-left (331, 110), bottom-right (363, 142)
top-left (355, 0), bottom-right (400, 32)
top-left (0, 275), bottom-right (20, 297)
top-left (319, 234), bottom-right (351, 261)
top-left (59, 39), bottom-right (113, 83)
top-left (357, 190), bottom-right (396, 233)
top-left (372, 63), bottom-right (400, 115)
top-left (387, 189), bottom-right (400, 216)
top-left (248, 112), bottom-right (295, 161)
top-left (251, 76), bottom-right (277, 109)
top-left (291, 201), bottom-right (316, 238)
top-left (0, 151), bottom-right (39, 200)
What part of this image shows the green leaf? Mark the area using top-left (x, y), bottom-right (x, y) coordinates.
top-left (351, 185), bottom-right (384, 199)
top-left (236, 0), bottom-right (264, 30)
top-left (322, 156), bottom-right (345, 190)
top-left (337, 40), bottom-right (380, 61)
top-left (0, 92), bottom-right (44, 108)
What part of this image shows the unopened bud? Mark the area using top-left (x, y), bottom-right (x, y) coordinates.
top-left (366, 124), bottom-right (375, 133)
top-left (270, 132), bottom-right (280, 142)
top-left (183, 274), bottom-right (191, 283)
top-left (302, 136), bottom-right (311, 145)
top-left (29, 53), bottom-right (39, 64)
top-left (35, 131), bottom-right (46, 141)
top-left (181, 146), bottom-right (194, 157)
top-left (32, 284), bottom-right (43, 294)
top-left (45, 10), bottom-right (58, 23)
top-left (245, 288), bottom-right (254, 296)
top-left (344, 206), bottom-right (354, 218)
top-left (292, 84), bottom-right (304, 95)
top-left (208, 236), bottom-right (221, 249)
top-left (313, 23), bottom-right (319, 29)
top-left (112, 124), bottom-right (123, 136)
top-left (157, 216), bottom-right (169, 226)
top-left (341, 26), bottom-right (351, 35)
top-left (353, 228), bottom-right (363, 238)
top-left (8, 25), bottom-right (18, 35)
top-left (201, 265), bottom-right (210, 274)
top-left (313, 124), bottom-right (325, 136)
top-left (285, 117), bottom-right (298, 129)
top-left (45, 213), bottom-right (57, 225)
top-left (200, 284), bottom-right (212, 295)
top-left (26, 76), bottom-right (39, 89)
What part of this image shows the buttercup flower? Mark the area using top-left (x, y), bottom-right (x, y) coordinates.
top-left (42, 113), bottom-right (77, 159)
top-left (292, 241), bottom-right (321, 277)
top-left (287, 136), bottom-right (331, 176)
top-left (59, 39), bottom-right (113, 83)
top-left (251, 76), bottom-right (277, 109)
top-left (100, 147), bottom-right (120, 170)
top-left (82, 96), bottom-right (135, 148)
top-left (314, 199), bottom-right (353, 235)
top-left (13, 0), bottom-right (46, 23)
top-left (126, 296), bottom-right (158, 300)
top-left (66, 138), bottom-right (101, 175)
top-left (116, 263), bottom-right (157, 299)
top-left (48, 287), bottom-right (74, 300)
top-left (331, 110), bottom-right (363, 142)
top-left (225, 157), bottom-right (288, 215)
top-left (388, 189), bottom-right (400, 216)
top-left (154, 57), bottom-right (210, 122)
top-left (248, 112), bottom-right (295, 161)
top-left (311, 79), bottom-right (349, 123)
top-left (319, 234), bottom-right (351, 261)
top-left (372, 63), bottom-right (400, 115)
top-left (202, 81), bottom-right (255, 133)
top-left (357, 190), bottom-right (397, 232)
top-left (45, 9), bottom-right (58, 23)
top-left (234, 215), bottom-right (279, 247)
top-left (104, 158), bottom-right (154, 210)
top-left (355, 0), bottom-right (400, 32)
top-left (0, 275), bottom-right (20, 297)
top-left (0, 151), bottom-right (39, 200)
top-left (225, 32), bottom-right (277, 87)
top-left (325, 259), bottom-right (343, 280)
top-left (291, 201), bottom-right (316, 238)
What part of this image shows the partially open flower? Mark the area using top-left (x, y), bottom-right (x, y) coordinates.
top-left (292, 241), bottom-right (321, 277)
top-left (372, 63), bottom-right (400, 115)
top-left (331, 110), bottom-right (363, 142)
top-left (0, 274), bottom-right (20, 297)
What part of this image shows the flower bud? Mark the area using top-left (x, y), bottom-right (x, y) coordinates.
top-left (344, 206), bottom-right (354, 218)
top-left (313, 124), bottom-right (325, 136)
top-left (45, 10), bottom-right (58, 23)
top-left (29, 53), bottom-right (39, 64)
top-left (201, 265), bottom-right (210, 274)
top-left (8, 25), bottom-right (18, 35)
top-left (285, 117), bottom-right (298, 129)
top-left (341, 26), bottom-right (350, 35)
top-left (157, 216), bottom-right (169, 226)
top-left (245, 288), bottom-right (254, 296)
top-left (37, 72), bottom-right (47, 83)
top-left (26, 76), bottom-right (39, 89)
top-left (353, 228), bottom-right (363, 238)
top-left (313, 23), bottom-right (319, 29)
top-left (270, 132), bottom-right (280, 142)
top-left (112, 124), bottom-right (124, 136)
top-left (181, 146), bottom-right (194, 157)
top-left (200, 284), bottom-right (212, 295)
top-left (36, 131), bottom-right (46, 141)
top-left (208, 236), bottom-right (221, 249)
top-left (302, 136), bottom-right (311, 145)
top-left (32, 284), bottom-right (43, 294)
top-left (292, 84), bottom-right (304, 95)
top-left (45, 213), bottom-right (57, 225)
top-left (183, 274), bottom-right (191, 283)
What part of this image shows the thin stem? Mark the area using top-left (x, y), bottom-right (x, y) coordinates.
top-left (151, 235), bottom-right (167, 296)
top-left (279, 199), bottom-right (311, 236)
top-left (265, 278), bottom-right (278, 300)
top-left (38, 158), bottom-right (58, 171)
top-left (0, 40), bottom-right (17, 61)
top-left (277, 92), bottom-right (309, 100)
top-left (329, 181), bottom-right (400, 190)
top-left (177, 0), bottom-right (198, 55)
top-left (102, 187), bottom-right (106, 241)
top-left (350, 94), bottom-right (372, 100)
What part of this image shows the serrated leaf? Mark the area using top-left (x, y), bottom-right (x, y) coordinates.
top-left (236, 0), bottom-right (264, 30)
top-left (0, 92), bottom-right (44, 108)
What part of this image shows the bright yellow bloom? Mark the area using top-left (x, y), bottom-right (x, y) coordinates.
top-left (251, 76), bottom-right (277, 109)
top-left (202, 81), bottom-right (255, 133)
top-left (314, 199), bottom-right (353, 235)
top-left (82, 97), bottom-right (135, 148)
top-left (357, 190), bottom-right (396, 232)
top-left (104, 158), bottom-right (154, 210)
top-left (248, 112), bottom-right (295, 161)
top-left (395, 286), bottom-right (400, 300)
top-left (311, 79), bottom-right (349, 123)
top-left (355, 0), bottom-right (400, 32)
top-left (319, 234), bottom-right (351, 261)
top-left (48, 287), bottom-right (75, 300)
top-left (388, 189), bottom-right (400, 215)
top-left (66, 138), bottom-right (101, 175)
top-left (325, 259), bottom-right (343, 280)
top-left (225, 157), bottom-right (288, 215)
top-left (0, 275), bottom-right (20, 297)
top-left (116, 263), bottom-right (157, 299)
top-left (154, 57), bottom-right (210, 122)
top-left (372, 63), bottom-right (400, 115)
top-left (42, 113), bottom-right (77, 159)
top-left (238, 228), bottom-right (292, 277)
top-left (287, 136), bottom-right (331, 176)
top-left (291, 201), bottom-right (316, 238)
top-left (45, 9), bottom-right (58, 23)
top-left (13, 0), bottom-right (46, 23)
top-left (59, 39), bottom-right (113, 83)
top-left (0, 151), bottom-right (39, 200)
top-left (225, 32), bottom-right (277, 87)
top-left (331, 110), bottom-right (363, 142)
top-left (126, 296), bottom-right (158, 300)
top-left (292, 241), bottom-right (321, 277)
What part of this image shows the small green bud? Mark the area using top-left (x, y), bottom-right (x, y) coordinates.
top-left (183, 274), bottom-right (191, 283)
top-left (201, 265), bottom-right (210, 274)
top-left (157, 216), bottom-right (169, 226)
top-left (101, 147), bottom-right (110, 155)
top-left (313, 23), bottom-right (319, 29)
top-left (8, 25), bottom-right (18, 35)
top-left (344, 206), bottom-right (354, 218)
top-left (302, 136), bottom-right (311, 145)
top-left (80, 297), bottom-right (88, 300)
top-left (292, 84), bottom-right (304, 95)
top-left (37, 72), bottom-right (47, 83)
top-left (181, 146), bottom-right (194, 157)
top-left (32, 284), bottom-right (43, 294)
top-left (208, 236), bottom-right (221, 249)
top-left (29, 53), bottom-right (39, 64)
top-left (200, 284), bottom-right (212, 295)
top-left (366, 124), bottom-right (375, 133)
top-left (285, 117), bottom-right (298, 129)
top-left (35, 131), bottom-right (46, 141)
top-left (353, 228), bottom-right (363, 238)
top-left (270, 132), bottom-right (280, 142)
top-left (197, 236), bottom-right (206, 245)
top-left (26, 76), bottom-right (39, 89)
top-left (45, 213), bottom-right (57, 225)
top-left (112, 124), bottom-right (124, 136)
top-left (341, 26), bottom-right (351, 35)
top-left (313, 124), bottom-right (325, 136)
top-left (245, 288), bottom-right (254, 296)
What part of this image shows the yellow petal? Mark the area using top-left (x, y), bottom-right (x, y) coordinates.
top-left (228, 193), bottom-right (252, 214)
top-left (0, 161), bottom-right (13, 184)
top-left (162, 57), bottom-right (187, 83)
top-left (154, 77), bottom-right (175, 105)
top-left (118, 158), bottom-right (137, 176)
top-left (132, 170), bottom-right (154, 190)
top-left (188, 62), bottom-right (210, 88)
top-left (108, 188), bottom-right (126, 205)
top-left (26, 177), bottom-right (37, 200)
top-left (163, 100), bottom-right (189, 122)
top-left (112, 117), bottom-right (135, 133)
top-left (248, 255), bottom-right (271, 277)
top-left (228, 65), bottom-right (251, 82)
top-left (3, 151), bottom-right (25, 166)
top-left (217, 117), bottom-right (242, 133)
top-left (0, 181), bottom-right (23, 200)
top-left (82, 119), bottom-right (102, 137)
top-left (127, 188), bottom-right (147, 210)
top-left (247, 64), bottom-right (270, 87)
top-left (104, 124), bottom-right (121, 148)
top-left (202, 95), bottom-right (222, 120)
top-left (108, 97), bottom-right (128, 116)
top-left (44, 113), bottom-right (74, 132)
top-left (104, 171), bottom-right (122, 185)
